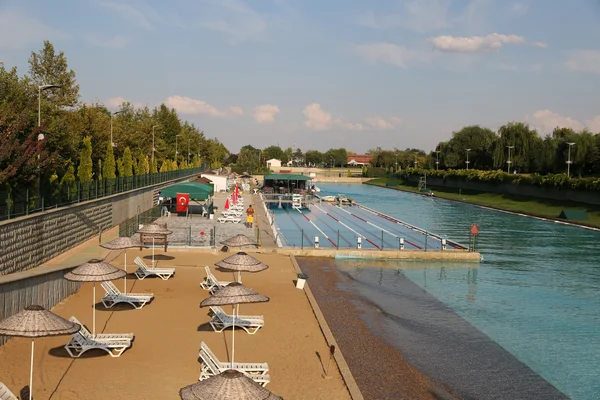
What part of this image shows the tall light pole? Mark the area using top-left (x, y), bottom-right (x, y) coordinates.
top-left (37, 84), bottom-right (61, 206)
top-left (506, 145), bottom-right (514, 173)
top-left (110, 110), bottom-right (124, 148)
top-left (152, 125), bottom-right (160, 164)
top-left (188, 138), bottom-right (191, 165)
top-left (175, 134), bottom-right (180, 162)
top-left (566, 142), bottom-right (576, 177)
top-left (435, 150), bottom-right (441, 170)
top-left (465, 149), bottom-right (471, 170)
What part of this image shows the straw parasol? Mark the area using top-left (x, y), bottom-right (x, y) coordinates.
top-left (221, 235), bottom-right (257, 248)
top-left (0, 305), bottom-right (80, 400)
top-left (215, 252), bottom-right (267, 283)
top-left (179, 370), bottom-right (282, 400)
top-left (64, 259), bottom-right (126, 335)
top-left (138, 223), bottom-right (173, 267)
top-left (200, 283), bottom-right (269, 368)
top-left (100, 237), bottom-right (147, 294)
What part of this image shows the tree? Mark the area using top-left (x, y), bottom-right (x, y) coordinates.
top-left (160, 160), bottom-right (169, 172)
top-left (441, 125), bottom-right (496, 170)
top-left (122, 147), bottom-right (133, 177)
top-left (263, 145), bottom-right (283, 161)
top-left (103, 142), bottom-right (116, 179)
top-left (116, 159), bottom-right (125, 177)
top-left (97, 159), bottom-right (102, 180)
top-left (304, 150), bottom-right (324, 166)
top-left (150, 157), bottom-right (158, 173)
top-left (237, 148), bottom-right (260, 172)
top-left (60, 160), bottom-right (76, 200)
top-left (28, 40), bottom-right (79, 108)
top-left (77, 136), bottom-right (93, 185)
top-left (134, 153), bottom-right (145, 175)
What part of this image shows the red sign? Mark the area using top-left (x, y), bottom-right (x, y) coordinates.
top-left (470, 224), bottom-right (479, 236)
top-left (176, 193), bottom-right (190, 213)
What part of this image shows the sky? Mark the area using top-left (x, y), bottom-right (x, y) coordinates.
top-left (2, 0), bottom-right (600, 154)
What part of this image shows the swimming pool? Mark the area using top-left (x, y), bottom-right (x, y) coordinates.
top-left (302, 183), bottom-right (600, 400)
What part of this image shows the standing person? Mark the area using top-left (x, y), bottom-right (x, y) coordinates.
top-left (246, 204), bottom-right (255, 228)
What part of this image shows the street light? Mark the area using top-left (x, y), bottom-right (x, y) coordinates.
top-left (152, 125), bottom-right (160, 164)
top-left (435, 150), bottom-right (441, 170)
top-left (465, 149), bottom-right (471, 170)
top-left (188, 138), bottom-right (191, 165)
top-left (566, 142), bottom-right (576, 177)
top-left (110, 110), bottom-right (124, 148)
top-left (175, 134), bottom-right (181, 161)
top-left (506, 145), bottom-right (514, 174)
top-left (37, 84), bottom-right (61, 207)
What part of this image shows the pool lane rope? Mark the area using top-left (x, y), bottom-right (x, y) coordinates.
top-left (282, 206), bottom-right (314, 246)
top-left (295, 208), bottom-right (338, 247)
top-left (312, 204), bottom-right (382, 249)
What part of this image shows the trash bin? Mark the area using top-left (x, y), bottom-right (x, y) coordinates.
top-left (296, 273), bottom-right (308, 290)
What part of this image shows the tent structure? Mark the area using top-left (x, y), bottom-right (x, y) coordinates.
top-left (263, 174), bottom-right (311, 192)
top-left (161, 182), bottom-right (213, 200)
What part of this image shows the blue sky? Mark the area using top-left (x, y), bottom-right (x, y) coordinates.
top-left (2, 0), bottom-right (600, 153)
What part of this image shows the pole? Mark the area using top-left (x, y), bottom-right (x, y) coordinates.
top-left (110, 114), bottom-right (113, 148)
top-left (38, 86), bottom-right (41, 127)
top-left (231, 304), bottom-right (236, 368)
top-left (188, 139), bottom-right (191, 165)
top-left (29, 339), bottom-right (34, 400)
top-left (93, 283), bottom-right (96, 336)
top-left (124, 249), bottom-right (127, 294)
top-left (381, 230), bottom-right (384, 250)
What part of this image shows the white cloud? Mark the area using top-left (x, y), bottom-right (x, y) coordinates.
top-left (99, 1), bottom-right (153, 29)
top-left (359, 0), bottom-right (451, 33)
top-left (303, 104), bottom-right (400, 132)
top-left (525, 110), bottom-right (586, 134)
top-left (198, 0), bottom-right (267, 44)
top-left (164, 95), bottom-right (243, 118)
top-left (253, 105), bottom-right (280, 124)
top-left (106, 96), bottom-right (145, 109)
top-left (529, 41), bottom-right (548, 48)
top-left (86, 34), bottom-right (132, 49)
top-left (565, 50), bottom-right (600, 74)
top-left (353, 43), bottom-right (432, 68)
top-left (430, 33), bottom-right (526, 53)
top-left (0, 11), bottom-right (67, 49)
top-left (586, 116), bottom-right (600, 132)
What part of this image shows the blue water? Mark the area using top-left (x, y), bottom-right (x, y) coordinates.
top-left (298, 183), bottom-right (600, 399)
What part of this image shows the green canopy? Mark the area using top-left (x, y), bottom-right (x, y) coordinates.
top-left (161, 182), bottom-right (212, 200)
top-left (264, 174), bottom-right (311, 181)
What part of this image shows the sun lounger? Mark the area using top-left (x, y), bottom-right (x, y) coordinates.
top-left (208, 306), bottom-right (264, 334)
top-left (200, 266), bottom-right (233, 293)
top-left (0, 383), bottom-right (17, 400)
top-left (222, 210), bottom-right (242, 217)
top-left (65, 331), bottom-right (131, 358)
top-left (133, 257), bottom-right (175, 280)
top-left (217, 216), bottom-right (241, 224)
top-left (69, 316), bottom-right (134, 342)
top-left (198, 342), bottom-right (269, 386)
top-left (101, 281), bottom-right (154, 309)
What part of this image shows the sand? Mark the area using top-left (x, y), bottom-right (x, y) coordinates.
top-left (0, 248), bottom-right (351, 400)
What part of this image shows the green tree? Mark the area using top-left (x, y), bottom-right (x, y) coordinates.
top-left (60, 160), bottom-right (76, 200)
top-left (263, 145), bottom-right (284, 161)
top-left (103, 142), bottom-right (116, 179)
top-left (116, 159), bottom-right (125, 177)
top-left (122, 147), bottom-right (133, 177)
top-left (77, 136), bottom-right (93, 185)
top-left (150, 157), bottom-right (158, 173)
top-left (144, 155), bottom-right (150, 173)
top-left (97, 159), bottom-right (102, 180)
top-left (304, 150), bottom-right (324, 166)
top-left (134, 153), bottom-right (145, 175)
top-left (160, 160), bottom-right (169, 172)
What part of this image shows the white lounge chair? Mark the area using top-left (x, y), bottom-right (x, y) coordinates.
top-left (101, 281), bottom-right (154, 309)
top-left (222, 210), bottom-right (242, 217)
top-left (65, 332), bottom-right (131, 358)
top-left (133, 257), bottom-right (175, 280)
top-left (198, 342), bottom-right (269, 386)
top-left (0, 383), bottom-right (17, 400)
top-left (69, 316), bottom-right (134, 342)
top-left (209, 306), bottom-right (264, 334)
top-left (200, 266), bottom-right (232, 293)
top-left (217, 216), bottom-right (241, 224)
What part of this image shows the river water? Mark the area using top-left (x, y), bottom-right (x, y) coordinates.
top-left (302, 183), bottom-right (600, 399)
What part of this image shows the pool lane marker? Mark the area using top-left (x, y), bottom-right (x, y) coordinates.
top-left (328, 204), bottom-right (422, 250)
top-left (283, 206), bottom-right (314, 246)
top-left (313, 204), bottom-right (381, 249)
top-left (295, 208), bottom-right (337, 247)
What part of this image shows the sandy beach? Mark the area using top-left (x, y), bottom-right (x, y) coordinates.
top-left (0, 247), bottom-right (351, 400)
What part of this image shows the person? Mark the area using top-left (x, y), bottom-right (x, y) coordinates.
top-left (246, 204), bottom-right (255, 228)
top-left (157, 190), bottom-right (164, 205)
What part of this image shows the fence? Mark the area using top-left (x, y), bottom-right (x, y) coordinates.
top-left (0, 165), bottom-right (207, 222)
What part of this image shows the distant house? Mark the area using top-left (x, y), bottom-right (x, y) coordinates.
top-left (347, 153), bottom-right (372, 166)
top-left (200, 172), bottom-right (228, 192)
top-left (266, 158), bottom-right (282, 168)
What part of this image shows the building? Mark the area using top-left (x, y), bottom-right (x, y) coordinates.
top-left (200, 172), bottom-right (228, 192)
top-left (266, 158), bottom-right (282, 168)
top-left (347, 153), bottom-right (372, 166)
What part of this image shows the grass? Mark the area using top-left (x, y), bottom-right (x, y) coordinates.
top-left (365, 178), bottom-right (600, 228)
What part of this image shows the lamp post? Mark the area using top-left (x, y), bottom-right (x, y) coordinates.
top-left (435, 150), bottom-right (441, 170)
top-left (506, 145), bottom-right (514, 174)
top-left (330, 156), bottom-right (334, 168)
top-left (188, 138), bottom-right (191, 165)
top-left (566, 142), bottom-right (576, 177)
top-left (152, 125), bottom-right (160, 164)
top-left (175, 134), bottom-right (180, 162)
top-left (37, 84), bottom-right (61, 207)
top-left (110, 110), bottom-right (124, 148)
top-left (466, 149), bottom-right (471, 171)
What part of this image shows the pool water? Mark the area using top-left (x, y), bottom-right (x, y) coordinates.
top-left (306, 183), bottom-right (600, 400)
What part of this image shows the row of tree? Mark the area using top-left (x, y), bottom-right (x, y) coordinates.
top-left (0, 40), bottom-right (230, 199)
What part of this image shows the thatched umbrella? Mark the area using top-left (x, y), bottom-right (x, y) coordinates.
top-left (215, 252), bottom-right (267, 284)
top-left (200, 283), bottom-right (269, 368)
top-left (100, 237), bottom-right (147, 294)
top-left (138, 223), bottom-right (173, 267)
top-left (64, 259), bottom-right (126, 335)
top-left (0, 305), bottom-right (80, 400)
top-left (179, 370), bottom-right (282, 400)
top-left (221, 235), bottom-right (257, 248)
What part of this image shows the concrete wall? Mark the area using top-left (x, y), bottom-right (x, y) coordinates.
top-left (410, 176), bottom-right (600, 206)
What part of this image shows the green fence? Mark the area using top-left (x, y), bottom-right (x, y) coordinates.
top-left (119, 205), bottom-right (163, 237)
top-left (0, 166), bottom-right (207, 222)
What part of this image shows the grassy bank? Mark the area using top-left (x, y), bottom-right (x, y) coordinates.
top-left (365, 178), bottom-right (600, 229)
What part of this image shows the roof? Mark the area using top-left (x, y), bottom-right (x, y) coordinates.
top-left (161, 182), bottom-right (213, 200)
top-left (200, 173), bottom-right (227, 180)
top-left (347, 153), bottom-right (372, 163)
top-left (264, 174), bottom-right (311, 181)
top-left (193, 177), bottom-right (213, 184)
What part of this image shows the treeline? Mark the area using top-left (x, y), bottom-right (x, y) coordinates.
top-left (0, 41), bottom-right (229, 201)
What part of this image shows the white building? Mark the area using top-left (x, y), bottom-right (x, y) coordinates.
top-left (266, 158), bottom-right (282, 168)
top-left (200, 172), bottom-right (228, 192)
